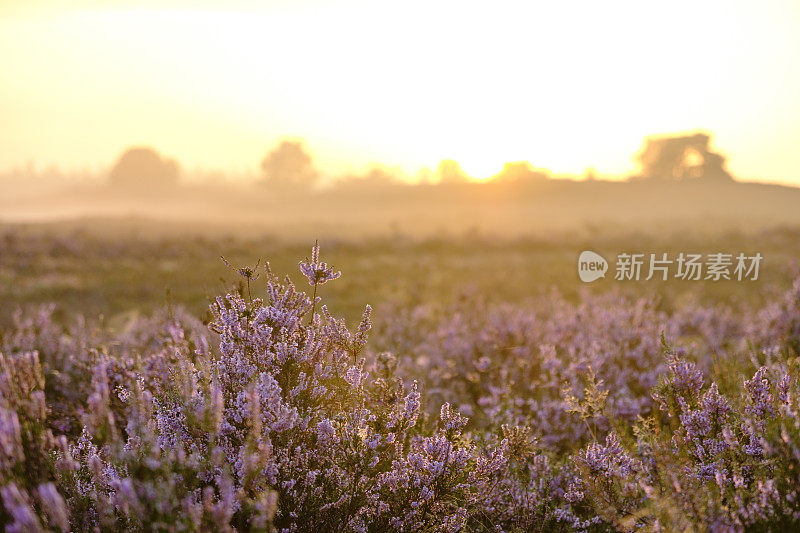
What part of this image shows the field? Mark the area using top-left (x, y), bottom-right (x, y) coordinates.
top-left (3, 219), bottom-right (799, 326)
top-left (2, 220), bottom-right (800, 531)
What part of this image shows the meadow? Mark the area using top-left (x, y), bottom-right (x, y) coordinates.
top-left (3, 219), bottom-right (799, 325)
top-left (2, 221), bottom-right (800, 531)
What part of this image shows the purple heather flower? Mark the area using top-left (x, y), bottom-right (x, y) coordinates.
top-left (744, 367), bottom-right (775, 420)
top-left (299, 241), bottom-right (341, 286)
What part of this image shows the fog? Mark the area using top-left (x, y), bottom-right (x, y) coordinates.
top-left (2, 132), bottom-right (799, 239)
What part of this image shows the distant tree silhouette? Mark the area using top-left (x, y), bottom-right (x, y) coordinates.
top-left (492, 161), bottom-right (549, 183)
top-left (108, 147), bottom-right (180, 189)
top-left (636, 133), bottom-right (732, 181)
top-left (260, 141), bottom-right (318, 189)
top-left (436, 160), bottom-right (470, 183)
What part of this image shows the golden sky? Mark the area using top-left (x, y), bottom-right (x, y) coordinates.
top-left (2, 0), bottom-right (800, 183)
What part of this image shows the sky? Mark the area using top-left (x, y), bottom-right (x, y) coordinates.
top-left (1, 0), bottom-right (800, 183)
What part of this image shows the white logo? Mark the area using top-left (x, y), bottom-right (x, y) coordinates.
top-left (578, 251), bottom-right (608, 282)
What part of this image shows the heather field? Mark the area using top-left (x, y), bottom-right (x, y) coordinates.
top-left (4, 1), bottom-right (800, 530)
top-left (2, 224), bottom-right (800, 531)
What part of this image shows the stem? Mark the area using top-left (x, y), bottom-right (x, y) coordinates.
top-left (310, 283), bottom-right (318, 324)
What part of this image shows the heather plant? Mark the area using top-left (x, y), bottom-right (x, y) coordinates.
top-left (372, 291), bottom-right (687, 450)
top-left (2, 243), bottom-right (800, 531)
top-left (563, 339), bottom-right (800, 531)
top-left (0, 245), bottom-right (508, 531)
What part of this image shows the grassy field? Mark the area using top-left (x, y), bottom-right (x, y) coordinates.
top-left (2, 218), bottom-right (798, 328)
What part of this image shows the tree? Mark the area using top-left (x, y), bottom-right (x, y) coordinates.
top-left (260, 141), bottom-right (319, 189)
top-left (108, 147), bottom-right (180, 189)
top-left (635, 133), bottom-right (732, 181)
top-left (491, 161), bottom-right (549, 183)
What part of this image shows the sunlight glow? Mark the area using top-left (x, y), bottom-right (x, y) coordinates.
top-left (1, 0), bottom-right (799, 182)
